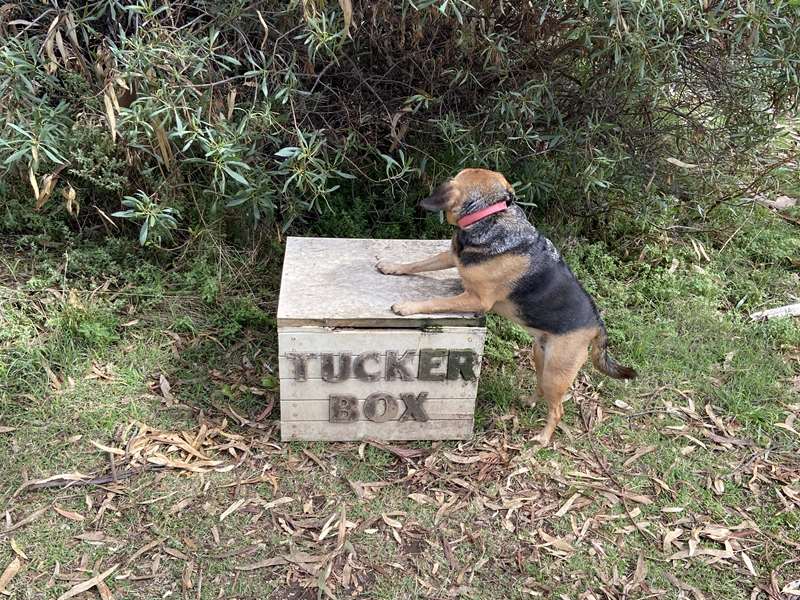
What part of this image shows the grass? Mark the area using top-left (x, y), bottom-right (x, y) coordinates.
top-left (0, 194), bottom-right (799, 599)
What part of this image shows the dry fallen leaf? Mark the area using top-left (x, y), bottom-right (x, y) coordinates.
top-left (259, 497), bottom-right (293, 510)
top-left (663, 528), bottom-right (683, 553)
top-left (408, 493), bottom-right (432, 505)
top-left (235, 556), bottom-right (289, 571)
top-left (622, 445), bottom-right (657, 468)
top-left (220, 498), bottom-right (247, 521)
top-left (338, 0), bottom-right (352, 33)
top-left (318, 511), bottom-right (340, 542)
top-left (103, 90), bottom-right (117, 142)
top-left (666, 157), bottom-right (698, 169)
top-left (127, 537), bottom-right (166, 564)
top-left (443, 451), bottom-right (486, 464)
top-left (632, 551), bottom-right (647, 587)
top-left (554, 493), bottom-right (582, 518)
top-left (10, 539), bottom-right (28, 560)
top-left (758, 195), bottom-right (797, 210)
top-left (28, 167), bottom-right (39, 202)
top-left (0, 557), bottom-right (22, 594)
top-left (182, 561), bottom-right (194, 589)
top-left (54, 506), bottom-right (86, 522)
top-left (159, 374), bottom-right (174, 403)
top-left (90, 440), bottom-right (124, 456)
top-left (741, 551), bottom-right (756, 577)
top-left (63, 183), bottom-right (79, 216)
top-left (167, 497), bottom-right (193, 515)
top-left (667, 547), bottom-right (734, 561)
top-left (0, 426), bottom-right (17, 434)
top-left (782, 580), bottom-right (800, 597)
top-left (74, 532), bottom-right (120, 545)
top-left (664, 572), bottom-right (705, 600)
top-left (97, 580), bottom-right (114, 600)
top-left (538, 529), bottom-right (575, 553)
top-left (382, 514), bottom-right (402, 529)
top-left (56, 564), bottom-right (117, 600)
top-left (2, 507), bottom-right (47, 535)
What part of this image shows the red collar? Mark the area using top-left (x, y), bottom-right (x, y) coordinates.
top-left (457, 201), bottom-right (508, 229)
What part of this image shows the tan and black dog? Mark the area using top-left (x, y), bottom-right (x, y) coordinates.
top-left (377, 168), bottom-right (636, 444)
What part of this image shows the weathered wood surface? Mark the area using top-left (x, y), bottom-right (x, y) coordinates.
top-left (279, 329), bottom-right (484, 386)
top-left (279, 378), bottom-right (478, 400)
top-left (277, 237), bottom-right (483, 328)
top-left (280, 398), bottom-right (475, 421)
top-left (280, 419), bottom-right (474, 441)
top-left (279, 327), bottom-right (485, 355)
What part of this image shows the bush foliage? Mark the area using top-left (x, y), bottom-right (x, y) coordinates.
top-left (1, 1), bottom-right (798, 244)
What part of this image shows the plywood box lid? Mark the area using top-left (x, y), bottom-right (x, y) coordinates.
top-left (277, 237), bottom-right (484, 328)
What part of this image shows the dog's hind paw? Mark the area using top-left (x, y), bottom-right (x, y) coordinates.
top-left (532, 430), bottom-right (553, 447)
top-left (391, 302), bottom-right (417, 316)
top-left (520, 391), bottom-right (541, 407)
top-left (377, 260), bottom-right (406, 275)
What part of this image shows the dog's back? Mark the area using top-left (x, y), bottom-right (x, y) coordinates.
top-left (453, 204), bottom-right (600, 334)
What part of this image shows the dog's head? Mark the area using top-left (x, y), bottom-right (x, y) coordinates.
top-left (420, 168), bottom-right (514, 225)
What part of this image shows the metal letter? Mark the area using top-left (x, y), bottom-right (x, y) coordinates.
top-left (285, 353), bottom-right (316, 381)
top-left (447, 349), bottom-right (477, 381)
top-left (418, 349), bottom-right (447, 381)
top-left (329, 395), bottom-right (358, 423)
top-left (321, 353), bottom-right (351, 382)
top-left (363, 393), bottom-right (399, 423)
top-left (353, 351), bottom-right (381, 382)
top-left (400, 392), bottom-right (429, 422)
top-left (386, 350), bottom-right (416, 381)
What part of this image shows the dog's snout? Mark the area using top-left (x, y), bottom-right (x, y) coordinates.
top-left (419, 180), bottom-right (454, 212)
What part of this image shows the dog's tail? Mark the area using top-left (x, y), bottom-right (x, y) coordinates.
top-left (591, 325), bottom-right (637, 380)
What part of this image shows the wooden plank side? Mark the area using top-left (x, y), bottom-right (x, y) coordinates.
top-left (279, 326), bottom-right (486, 334)
top-left (279, 377), bottom-right (477, 400)
top-left (280, 419), bottom-right (474, 441)
top-left (278, 317), bottom-right (484, 328)
top-left (280, 398), bottom-right (475, 422)
top-left (277, 324), bottom-right (484, 441)
top-left (278, 353), bottom-right (483, 383)
top-left (278, 327), bottom-right (486, 356)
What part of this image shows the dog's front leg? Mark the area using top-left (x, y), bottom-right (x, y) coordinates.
top-left (377, 251), bottom-right (454, 275)
top-left (391, 292), bottom-right (489, 316)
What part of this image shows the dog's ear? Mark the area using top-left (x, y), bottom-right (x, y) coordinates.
top-left (420, 181), bottom-right (459, 212)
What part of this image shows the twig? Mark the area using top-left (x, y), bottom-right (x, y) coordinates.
top-left (706, 153), bottom-right (798, 213)
top-left (20, 465), bottom-right (160, 493)
top-left (309, 62), bottom-right (335, 95)
top-left (586, 439), bottom-right (657, 541)
top-left (750, 303), bottom-right (800, 322)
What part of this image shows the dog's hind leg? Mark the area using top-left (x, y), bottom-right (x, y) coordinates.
top-left (520, 335), bottom-right (546, 407)
top-left (377, 251), bottom-right (454, 276)
top-left (533, 329), bottom-right (592, 445)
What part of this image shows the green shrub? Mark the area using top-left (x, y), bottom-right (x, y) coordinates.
top-left (1, 1), bottom-right (798, 244)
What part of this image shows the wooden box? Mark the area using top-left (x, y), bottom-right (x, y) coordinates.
top-left (277, 237), bottom-right (486, 441)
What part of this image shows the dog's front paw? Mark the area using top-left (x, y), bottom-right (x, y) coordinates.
top-left (391, 302), bottom-right (418, 316)
top-left (377, 260), bottom-right (406, 275)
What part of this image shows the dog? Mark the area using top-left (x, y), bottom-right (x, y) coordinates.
top-left (376, 168), bottom-right (636, 444)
